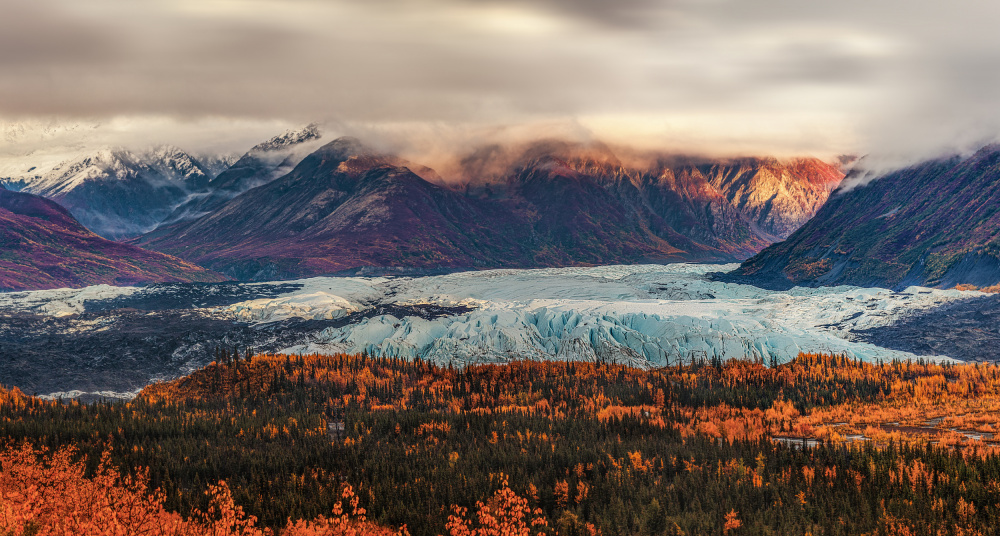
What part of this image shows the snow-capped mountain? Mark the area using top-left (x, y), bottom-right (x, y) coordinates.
top-left (160, 124), bottom-right (325, 224)
top-left (0, 124), bottom-right (322, 239)
top-left (6, 147), bottom-right (204, 239)
top-left (142, 145), bottom-right (215, 190)
top-left (197, 153), bottom-right (241, 178)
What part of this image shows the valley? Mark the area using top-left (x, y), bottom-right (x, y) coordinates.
top-left (3, 1), bottom-right (1000, 533)
top-left (0, 263), bottom-right (980, 400)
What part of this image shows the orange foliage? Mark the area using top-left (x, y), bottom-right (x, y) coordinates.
top-left (0, 442), bottom-right (404, 536)
top-left (553, 480), bottom-right (569, 509)
top-left (445, 475), bottom-right (548, 536)
top-left (11, 351), bottom-right (1000, 534)
top-left (282, 484), bottom-right (401, 536)
top-left (0, 442), bottom-right (261, 536)
top-left (723, 510), bottom-right (742, 533)
top-left (23, 350), bottom-right (971, 462)
top-left (953, 283), bottom-right (1000, 293)
top-left (141, 352), bottom-right (1000, 457)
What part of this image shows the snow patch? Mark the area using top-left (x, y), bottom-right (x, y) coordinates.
top-left (224, 277), bottom-right (386, 322)
top-left (0, 284), bottom-right (140, 316)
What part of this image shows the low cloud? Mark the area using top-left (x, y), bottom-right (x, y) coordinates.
top-left (1, 0), bottom-right (1000, 163)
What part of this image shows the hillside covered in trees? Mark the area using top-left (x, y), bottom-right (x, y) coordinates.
top-left (2, 353), bottom-right (1000, 535)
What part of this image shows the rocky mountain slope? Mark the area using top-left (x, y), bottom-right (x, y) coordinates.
top-left (725, 145), bottom-right (1000, 289)
top-left (134, 138), bottom-right (729, 279)
top-left (135, 137), bottom-right (843, 280)
top-left (0, 187), bottom-right (225, 290)
top-left (459, 141), bottom-right (843, 255)
top-left (698, 157), bottom-right (845, 238)
top-left (160, 124), bottom-right (324, 224)
top-left (459, 142), bottom-right (762, 259)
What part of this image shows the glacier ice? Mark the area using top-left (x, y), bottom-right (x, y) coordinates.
top-left (251, 264), bottom-right (971, 365)
top-left (0, 264), bottom-right (974, 368)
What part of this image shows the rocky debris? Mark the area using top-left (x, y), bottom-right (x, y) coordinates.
top-left (852, 293), bottom-right (1000, 362)
top-left (82, 282), bottom-right (303, 312)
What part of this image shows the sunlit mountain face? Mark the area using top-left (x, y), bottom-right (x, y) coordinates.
top-left (727, 145), bottom-right (1000, 290)
top-left (129, 136), bottom-right (843, 280)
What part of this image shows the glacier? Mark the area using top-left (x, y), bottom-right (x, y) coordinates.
top-left (225, 264), bottom-right (970, 366)
top-left (0, 263), bottom-right (977, 399)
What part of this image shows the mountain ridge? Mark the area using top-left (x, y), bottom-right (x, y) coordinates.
top-left (723, 145), bottom-right (1000, 289)
top-left (0, 125), bottom-right (324, 239)
top-left (7, 145), bottom-right (213, 239)
top-left (134, 137), bottom-right (842, 280)
top-left (0, 187), bottom-right (226, 290)
top-left (161, 124), bottom-right (325, 225)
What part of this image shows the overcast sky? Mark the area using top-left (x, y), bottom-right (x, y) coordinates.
top-left (2, 0), bottom-right (1000, 161)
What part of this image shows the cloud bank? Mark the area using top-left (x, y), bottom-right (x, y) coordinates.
top-left (1, 0), bottom-right (1000, 160)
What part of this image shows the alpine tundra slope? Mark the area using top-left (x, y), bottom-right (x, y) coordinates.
top-left (0, 263), bottom-right (982, 400)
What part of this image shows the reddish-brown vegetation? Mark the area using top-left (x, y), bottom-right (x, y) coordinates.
top-left (0, 188), bottom-right (225, 290)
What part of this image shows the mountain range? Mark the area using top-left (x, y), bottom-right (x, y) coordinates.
top-left (725, 145), bottom-right (1000, 289)
top-left (134, 137), bottom-right (844, 280)
top-left (0, 123), bottom-right (848, 287)
top-left (0, 125), bottom-right (323, 240)
top-left (456, 140), bottom-right (844, 240)
top-left (0, 186), bottom-right (224, 290)
top-left (7, 146), bottom-right (218, 240)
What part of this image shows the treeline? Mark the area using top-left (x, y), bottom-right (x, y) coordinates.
top-left (0, 353), bottom-right (999, 535)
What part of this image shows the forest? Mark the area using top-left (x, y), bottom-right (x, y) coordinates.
top-left (1, 351), bottom-right (1000, 535)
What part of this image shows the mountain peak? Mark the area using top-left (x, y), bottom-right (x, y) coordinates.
top-left (146, 144), bottom-right (187, 158)
top-left (143, 145), bottom-right (212, 185)
top-left (83, 147), bottom-right (139, 167)
top-left (250, 124), bottom-right (322, 153)
top-left (40, 147), bottom-right (146, 192)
